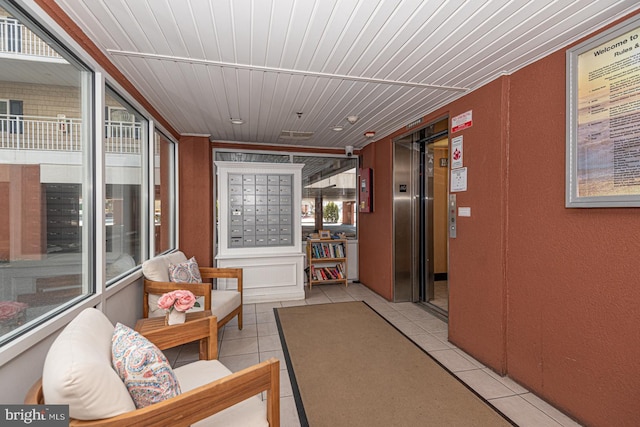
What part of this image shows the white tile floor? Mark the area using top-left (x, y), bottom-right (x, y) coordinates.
top-left (164, 283), bottom-right (582, 427)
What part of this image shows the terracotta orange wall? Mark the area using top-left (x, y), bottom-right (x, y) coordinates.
top-left (20, 165), bottom-right (44, 258)
top-left (0, 165), bottom-right (44, 261)
top-left (443, 77), bottom-right (510, 373)
top-left (505, 35), bottom-right (640, 427)
top-left (178, 135), bottom-right (213, 266)
top-left (358, 139), bottom-right (394, 300)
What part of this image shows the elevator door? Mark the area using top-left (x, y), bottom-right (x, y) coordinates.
top-left (392, 135), bottom-right (418, 302)
top-left (423, 131), bottom-right (449, 313)
top-left (392, 121), bottom-right (449, 314)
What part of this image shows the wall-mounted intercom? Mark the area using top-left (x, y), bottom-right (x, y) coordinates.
top-left (359, 168), bottom-right (373, 213)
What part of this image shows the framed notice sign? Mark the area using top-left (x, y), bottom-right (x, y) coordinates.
top-left (566, 15), bottom-right (640, 207)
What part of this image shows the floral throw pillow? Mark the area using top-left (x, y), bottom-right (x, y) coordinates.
top-left (111, 323), bottom-right (181, 408)
top-left (168, 256), bottom-right (202, 283)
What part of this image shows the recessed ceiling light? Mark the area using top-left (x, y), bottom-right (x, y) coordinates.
top-left (346, 115), bottom-right (359, 124)
top-left (332, 125), bottom-right (344, 132)
top-left (364, 131), bottom-right (376, 138)
top-left (230, 118), bottom-right (244, 125)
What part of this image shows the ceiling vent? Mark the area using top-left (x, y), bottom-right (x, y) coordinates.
top-left (279, 130), bottom-right (314, 140)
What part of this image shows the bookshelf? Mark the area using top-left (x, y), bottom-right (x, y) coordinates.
top-left (306, 238), bottom-right (348, 289)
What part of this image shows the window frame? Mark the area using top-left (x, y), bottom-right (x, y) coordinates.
top-left (0, 0), bottom-right (98, 360)
top-left (151, 128), bottom-right (178, 256)
top-left (103, 84), bottom-right (149, 285)
top-left (0, 0), bottom-right (178, 365)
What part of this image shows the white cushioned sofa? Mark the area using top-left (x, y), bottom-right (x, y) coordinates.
top-left (25, 307), bottom-right (279, 426)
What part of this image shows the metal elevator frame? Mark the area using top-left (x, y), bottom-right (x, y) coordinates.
top-left (392, 121), bottom-right (449, 317)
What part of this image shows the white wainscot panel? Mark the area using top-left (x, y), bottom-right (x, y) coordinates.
top-left (217, 254), bottom-right (305, 304)
top-left (347, 240), bottom-right (358, 281)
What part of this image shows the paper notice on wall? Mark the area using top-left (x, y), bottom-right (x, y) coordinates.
top-left (450, 167), bottom-right (468, 192)
top-left (451, 110), bottom-right (472, 133)
top-left (458, 207), bottom-right (471, 217)
top-left (451, 136), bottom-right (463, 169)
top-left (575, 25), bottom-right (640, 198)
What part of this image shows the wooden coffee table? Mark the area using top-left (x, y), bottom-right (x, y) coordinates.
top-left (135, 310), bottom-right (217, 360)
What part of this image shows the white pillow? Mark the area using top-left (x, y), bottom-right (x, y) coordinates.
top-left (142, 251), bottom-right (188, 282)
top-left (42, 308), bottom-right (135, 420)
top-left (143, 251), bottom-right (189, 317)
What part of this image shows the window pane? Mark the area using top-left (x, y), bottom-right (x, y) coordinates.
top-left (105, 88), bottom-right (145, 282)
top-left (294, 156), bottom-right (357, 240)
top-left (0, 4), bottom-right (91, 342)
top-left (215, 151), bottom-right (291, 163)
top-left (154, 131), bottom-right (175, 255)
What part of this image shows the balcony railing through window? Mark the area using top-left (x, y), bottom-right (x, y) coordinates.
top-left (0, 16), bottom-right (62, 58)
top-left (0, 115), bottom-right (143, 153)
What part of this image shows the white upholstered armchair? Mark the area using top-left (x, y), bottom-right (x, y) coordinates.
top-left (141, 251), bottom-right (243, 329)
top-left (24, 308), bottom-right (279, 426)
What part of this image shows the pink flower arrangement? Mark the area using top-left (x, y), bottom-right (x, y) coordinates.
top-left (157, 290), bottom-right (197, 312)
top-left (0, 301), bottom-right (28, 321)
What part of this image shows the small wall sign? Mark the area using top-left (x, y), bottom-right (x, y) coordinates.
top-left (452, 110), bottom-right (473, 133)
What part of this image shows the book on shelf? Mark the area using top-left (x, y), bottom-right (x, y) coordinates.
top-left (310, 241), bottom-right (345, 259)
top-left (309, 265), bottom-right (346, 282)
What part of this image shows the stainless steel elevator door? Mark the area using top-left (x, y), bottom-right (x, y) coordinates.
top-left (393, 136), bottom-right (418, 302)
top-left (393, 119), bottom-right (449, 313)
